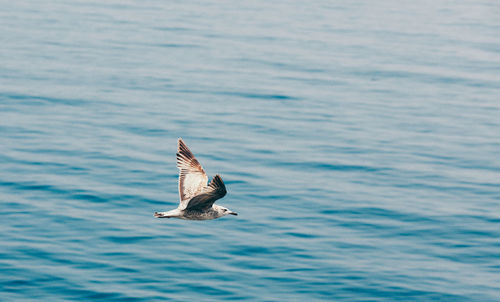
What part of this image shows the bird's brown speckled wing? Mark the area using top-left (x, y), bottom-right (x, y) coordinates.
top-left (176, 138), bottom-right (208, 209)
top-left (185, 174), bottom-right (227, 211)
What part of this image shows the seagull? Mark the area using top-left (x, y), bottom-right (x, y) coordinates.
top-left (154, 138), bottom-right (237, 220)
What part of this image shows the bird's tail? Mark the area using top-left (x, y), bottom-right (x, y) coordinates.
top-left (154, 212), bottom-right (171, 218)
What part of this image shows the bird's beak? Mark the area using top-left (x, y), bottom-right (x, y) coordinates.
top-left (229, 211), bottom-right (238, 216)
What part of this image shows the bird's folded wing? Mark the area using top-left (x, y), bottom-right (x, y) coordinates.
top-left (177, 138), bottom-right (208, 209)
top-left (185, 174), bottom-right (227, 211)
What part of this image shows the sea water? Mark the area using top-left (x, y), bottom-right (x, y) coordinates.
top-left (1, 1), bottom-right (499, 300)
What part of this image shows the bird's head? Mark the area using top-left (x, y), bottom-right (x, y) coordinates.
top-left (216, 205), bottom-right (238, 217)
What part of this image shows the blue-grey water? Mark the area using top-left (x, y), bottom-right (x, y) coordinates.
top-left (1, 1), bottom-right (500, 301)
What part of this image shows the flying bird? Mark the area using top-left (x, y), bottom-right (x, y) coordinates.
top-left (154, 138), bottom-right (237, 220)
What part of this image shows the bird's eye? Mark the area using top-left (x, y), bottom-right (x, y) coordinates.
top-left (223, 209), bottom-right (227, 212)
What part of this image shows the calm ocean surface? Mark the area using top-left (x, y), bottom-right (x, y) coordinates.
top-left (1, 1), bottom-right (500, 301)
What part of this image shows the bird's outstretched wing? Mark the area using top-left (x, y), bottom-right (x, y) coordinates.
top-left (185, 174), bottom-right (227, 211)
top-left (177, 138), bottom-right (208, 209)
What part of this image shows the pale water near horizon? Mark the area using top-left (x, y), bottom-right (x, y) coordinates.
top-left (1, 0), bottom-right (500, 301)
